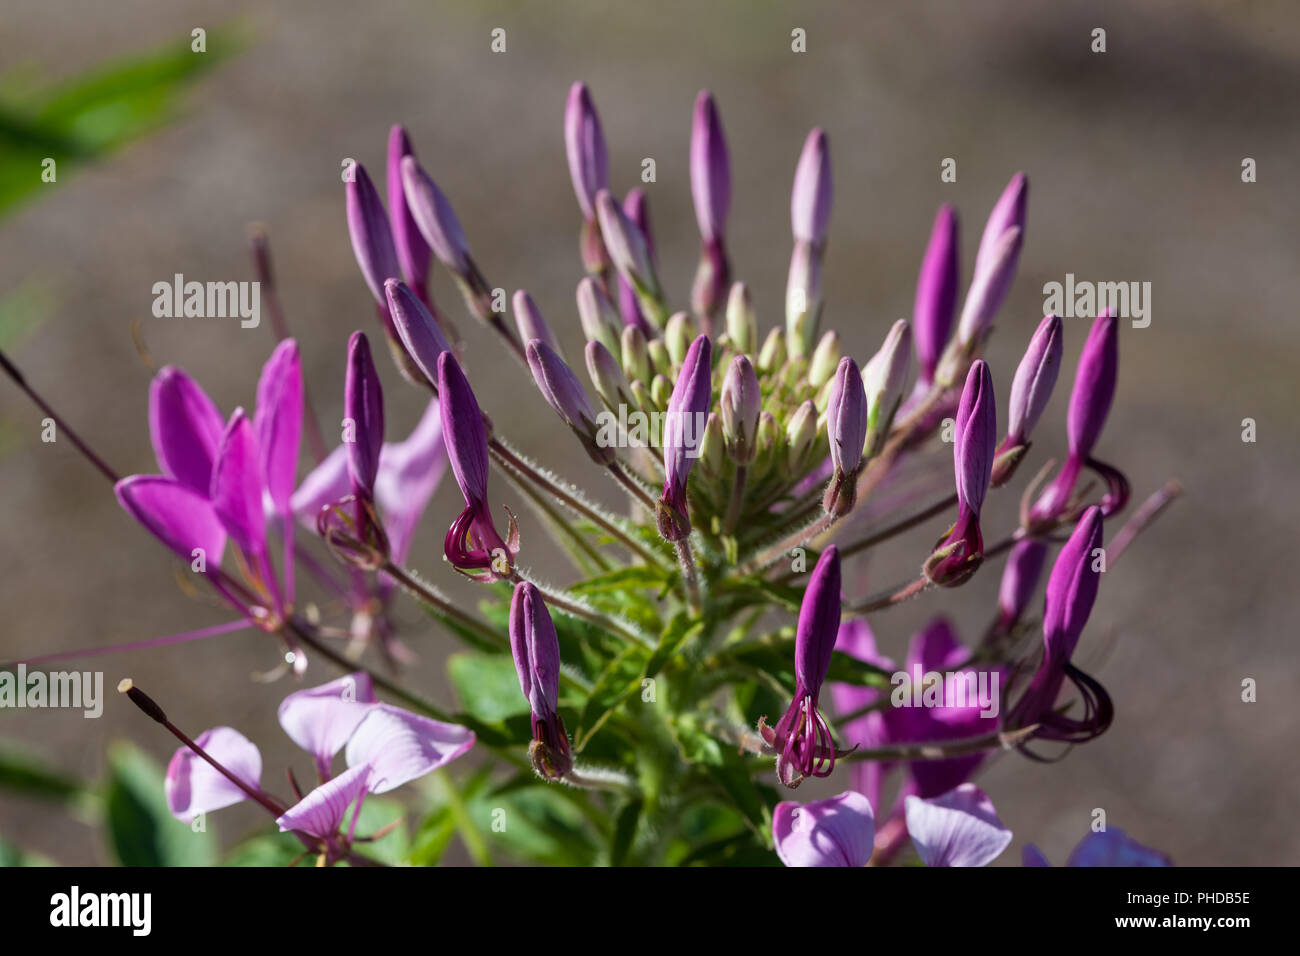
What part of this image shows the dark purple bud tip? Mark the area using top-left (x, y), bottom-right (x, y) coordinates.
top-left (923, 506), bottom-right (984, 588)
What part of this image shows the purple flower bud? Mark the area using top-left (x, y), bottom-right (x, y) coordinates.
top-left (1005, 313), bottom-right (1064, 446)
top-left (400, 156), bottom-right (472, 277)
top-left (690, 90), bottom-right (730, 242)
top-left (954, 360), bottom-right (996, 517)
top-left (512, 290), bottom-right (563, 358)
top-left (526, 340), bottom-right (613, 466)
top-left (575, 276), bottom-right (621, 356)
top-left (585, 339), bottom-right (632, 412)
top-left (344, 331), bottom-right (384, 500)
top-left (826, 357), bottom-right (867, 479)
top-left (386, 125), bottom-right (432, 295)
top-left (618, 189), bottom-right (655, 332)
top-left (785, 239), bottom-right (824, 358)
top-left (766, 546), bottom-right (843, 787)
top-left (437, 352), bottom-right (516, 579)
top-left (657, 334), bottom-right (712, 540)
top-left (956, 226), bottom-right (1022, 350)
top-left (791, 128), bottom-right (832, 244)
top-left (1067, 311), bottom-right (1119, 462)
top-left (385, 278), bottom-right (451, 386)
top-left (974, 172), bottom-right (1027, 278)
top-left (862, 319), bottom-right (912, 457)
top-left (509, 582), bottom-right (572, 780)
top-left (345, 163), bottom-right (401, 308)
top-left (913, 205), bottom-right (959, 384)
top-left (596, 189), bottom-right (660, 300)
top-left (564, 82), bottom-right (608, 223)
top-left (720, 354), bottom-right (760, 464)
top-left (997, 538), bottom-right (1048, 631)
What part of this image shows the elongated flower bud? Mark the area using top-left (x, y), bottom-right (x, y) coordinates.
top-left (576, 277), bottom-right (622, 358)
top-left (1030, 311), bottom-right (1122, 524)
top-left (564, 82), bottom-right (608, 224)
top-left (690, 91), bottom-right (731, 323)
top-left (791, 128), bottom-right (832, 245)
top-left (585, 340), bottom-right (633, 413)
top-left (721, 355), bottom-right (761, 465)
top-left (401, 156), bottom-right (472, 278)
top-left (993, 313), bottom-right (1062, 487)
top-left (763, 546), bottom-right (843, 787)
top-left (955, 225), bottom-right (1022, 353)
top-left (345, 332), bottom-right (384, 502)
top-left (862, 319), bottom-right (912, 458)
top-left (974, 173), bottom-right (1027, 278)
top-left (698, 412), bottom-right (725, 478)
top-left (758, 326), bottom-right (786, 373)
top-left (596, 189), bottom-right (661, 305)
top-left (512, 290), bottom-right (563, 358)
top-left (808, 330), bottom-right (841, 390)
top-left (621, 324), bottom-right (651, 384)
top-left (527, 340), bottom-right (614, 466)
top-left (785, 239), bottom-right (824, 359)
top-left (618, 189), bottom-right (655, 332)
top-left (386, 278), bottom-right (451, 386)
top-left (657, 335), bottom-right (712, 541)
top-left (786, 399), bottom-right (818, 471)
top-left (387, 125), bottom-right (432, 297)
top-left (925, 360), bottom-right (995, 587)
top-left (346, 163), bottom-right (401, 309)
top-left (437, 352), bottom-right (517, 580)
top-left (914, 205), bottom-right (959, 385)
top-left (664, 311), bottom-right (698, 367)
top-left (823, 357), bottom-right (867, 516)
top-left (509, 582), bottom-right (572, 780)
top-left (725, 282), bottom-right (757, 355)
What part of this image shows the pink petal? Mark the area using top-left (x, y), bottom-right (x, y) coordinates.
top-left (165, 726), bottom-right (261, 824)
top-left (290, 444), bottom-right (350, 527)
top-left (115, 475), bottom-right (226, 565)
top-left (148, 366), bottom-right (225, 493)
top-left (773, 791), bottom-right (875, 867)
top-left (254, 339), bottom-right (303, 515)
top-left (275, 763), bottom-right (371, 840)
top-left (210, 409), bottom-right (268, 557)
top-left (905, 783), bottom-right (1012, 867)
top-left (344, 704), bottom-right (474, 794)
top-left (277, 673), bottom-right (377, 770)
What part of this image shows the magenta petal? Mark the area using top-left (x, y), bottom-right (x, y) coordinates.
top-left (149, 366), bottom-right (225, 493)
top-left (374, 398), bottom-right (446, 564)
top-left (436, 352), bottom-right (491, 509)
top-left (773, 791), bottom-right (875, 867)
top-left (254, 339), bottom-right (303, 515)
top-left (115, 475), bottom-right (226, 565)
top-left (905, 783), bottom-right (1012, 867)
top-left (290, 444), bottom-right (350, 528)
top-left (277, 672), bottom-right (377, 769)
top-left (276, 762), bottom-right (371, 840)
top-left (344, 704), bottom-right (475, 794)
top-left (210, 409), bottom-right (268, 557)
top-left (165, 726), bottom-right (261, 824)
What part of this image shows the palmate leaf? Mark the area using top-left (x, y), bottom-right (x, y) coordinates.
top-left (0, 25), bottom-right (244, 215)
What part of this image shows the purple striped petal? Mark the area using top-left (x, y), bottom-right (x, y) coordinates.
top-left (773, 791), bottom-right (875, 867)
top-left (436, 352), bottom-right (490, 509)
top-left (953, 360), bottom-right (996, 515)
top-left (276, 762), bottom-right (371, 839)
top-left (253, 339), bottom-right (303, 515)
top-left (165, 726), bottom-right (261, 824)
top-left (905, 783), bottom-right (1012, 867)
top-left (344, 704), bottom-right (475, 794)
top-left (148, 365), bottom-right (224, 494)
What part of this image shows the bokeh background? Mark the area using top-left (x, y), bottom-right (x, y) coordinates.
top-left (1, 0), bottom-right (1297, 865)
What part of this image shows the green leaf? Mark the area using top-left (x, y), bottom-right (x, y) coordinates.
top-left (406, 806), bottom-right (456, 866)
top-left (221, 833), bottom-right (303, 867)
top-left (574, 644), bottom-right (648, 750)
top-left (609, 797), bottom-right (642, 866)
top-left (348, 796), bottom-right (409, 866)
top-left (103, 741), bottom-right (216, 867)
top-left (466, 784), bottom-right (600, 866)
top-left (568, 565), bottom-right (671, 595)
top-left (646, 613), bottom-right (703, 678)
top-left (447, 652), bottom-right (530, 724)
top-left (671, 717), bottom-right (769, 838)
top-left (0, 740), bottom-right (84, 803)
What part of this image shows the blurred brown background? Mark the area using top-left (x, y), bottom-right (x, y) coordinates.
top-left (1, 0), bottom-right (1298, 865)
